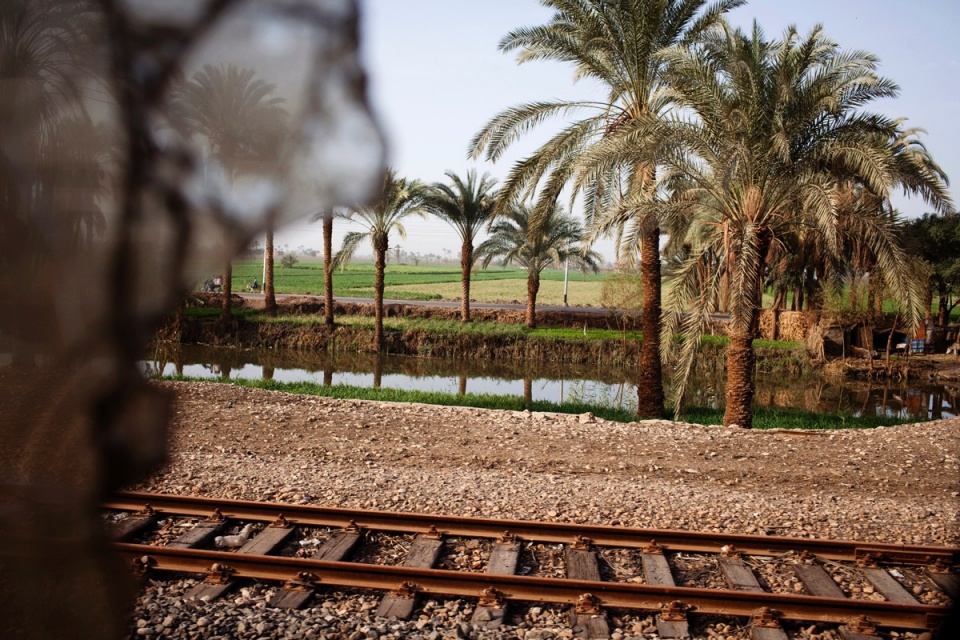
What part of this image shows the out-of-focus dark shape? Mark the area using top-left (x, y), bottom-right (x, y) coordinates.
top-left (0, 0), bottom-right (383, 637)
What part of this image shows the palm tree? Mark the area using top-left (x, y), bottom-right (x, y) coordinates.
top-left (476, 203), bottom-right (600, 328)
top-left (0, 0), bottom-right (97, 140)
top-left (1, 0), bottom-right (102, 250)
top-left (422, 170), bottom-right (498, 322)
top-left (264, 223), bottom-right (276, 313)
top-left (659, 22), bottom-right (952, 428)
top-left (469, 0), bottom-right (743, 418)
top-left (321, 209), bottom-right (336, 328)
top-left (333, 170), bottom-right (429, 351)
top-left (308, 206), bottom-right (339, 329)
top-left (170, 63), bottom-right (288, 319)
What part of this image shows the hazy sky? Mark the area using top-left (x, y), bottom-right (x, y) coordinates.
top-left (277, 0), bottom-right (959, 261)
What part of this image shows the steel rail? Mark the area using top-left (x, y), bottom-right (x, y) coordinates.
top-left (107, 491), bottom-right (959, 565)
top-left (113, 543), bottom-right (946, 631)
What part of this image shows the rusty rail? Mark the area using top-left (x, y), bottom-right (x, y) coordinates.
top-left (113, 543), bottom-right (947, 631)
top-left (107, 491), bottom-right (959, 565)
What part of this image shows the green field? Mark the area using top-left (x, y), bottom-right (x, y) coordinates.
top-left (227, 260), bottom-right (612, 307)
top-left (222, 259), bottom-right (960, 321)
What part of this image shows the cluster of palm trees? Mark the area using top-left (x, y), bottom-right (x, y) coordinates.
top-left (467, 0), bottom-right (952, 428)
top-left (327, 168), bottom-right (599, 352)
top-left (169, 0), bottom-right (952, 429)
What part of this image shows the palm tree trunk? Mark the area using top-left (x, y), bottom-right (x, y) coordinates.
top-left (221, 261), bottom-right (232, 322)
top-left (938, 296), bottom-right (948, 326)
top-left (460, 241), bottom-right (472, 323)
top-left (636, 228), bottom-right (665, 418)
top-left (720, 269), bottom-right (730, 313)
top-left (526, 270), bottom-right (540, 329)
top-left (869, 273), bottom-right (883, 318)
top-left (523, 377), bottom-right (532, 409)
top-left (722, 233), bottom-right (770, 429)
top-left (373, 241), bottom-right (387, 351)
top-left (723, 325), bottom-right (756, 428)
top-left (264, 225), bottom-right (276, 315)
top-left (772, 288), bottom-right (786, 311)
top-left (323, 214), bottom-right (334, 328)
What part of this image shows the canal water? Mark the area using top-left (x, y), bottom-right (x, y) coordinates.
top-left (145, 344), bottom-right (958, 421)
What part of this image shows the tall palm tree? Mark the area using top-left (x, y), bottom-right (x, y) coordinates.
top-left (422, 169), bottom-right (498, 322)
top-left (659, 22), bottom-right (952, 428)
top-left (469, 0), bottom-right (743, 418)
top-left (170, 63), bottom-right (288, 318)
top-left (322, 209), bottom-right (335, 328)
top-left (1, 0), bottom-right (102, 246)
top-left (333, 170), bottom-right (429, 351)
top-left (0, 0), bottom-right (97, 140)
top-left (476, 203), bottom-right (600, 328)
top-left (264, 223), bottom-right (276, 313)
top-left (308, 206), bottom-right (337, 328)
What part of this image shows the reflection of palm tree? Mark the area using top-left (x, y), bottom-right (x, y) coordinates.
top-left (39, 116), bottom-right (114, 250)
top-left (476, 203), bottom-right (600, 329)
top-left (470, 0), bottom-right (741, 417)
top-left (170, 63), bottom-right (288, 320)
top-left (1, 0), bottom-right (105, 260)
top-left (333, 170), bottom-right (428, 351)
top-left (171, 64), bottom-right (287, 177)
top-left (661, 24), bottom-right (951, 427)
top-left (0, 0), bottom-right (96, 138)
top-left (323, 362), bottom-right (333, 387)
top-left (373, 354), bottom-right (383, 389)
top-left (422, 170), bottom-right (497, 323)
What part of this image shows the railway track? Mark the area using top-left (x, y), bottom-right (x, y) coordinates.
top-left (106, 491), bottom-right (958, 639)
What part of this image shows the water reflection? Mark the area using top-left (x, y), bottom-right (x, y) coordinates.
top-left (143, 344), bottom-right (958, 421)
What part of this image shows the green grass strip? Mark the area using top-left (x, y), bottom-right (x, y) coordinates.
top-left (682, 405), bottom-right (909, 430)
top-left (160, 376), bottom-right (912, 430)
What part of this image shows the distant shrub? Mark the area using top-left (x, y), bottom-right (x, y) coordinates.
top-left (280, 253), bottom-right (298, 269)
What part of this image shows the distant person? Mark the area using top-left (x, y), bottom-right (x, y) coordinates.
top-left (252, 277), bottom-right (259, 291)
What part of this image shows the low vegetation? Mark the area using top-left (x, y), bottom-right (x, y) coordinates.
top-left (162, 376), bottom-right (910, 431)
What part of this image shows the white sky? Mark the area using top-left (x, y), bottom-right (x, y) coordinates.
top-left (276, 0), bottom-right (960, 263)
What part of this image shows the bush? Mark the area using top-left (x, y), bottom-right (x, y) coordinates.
top-left (280, 253), bottom-right (298, 269)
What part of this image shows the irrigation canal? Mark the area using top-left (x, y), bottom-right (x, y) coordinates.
top-left (145, 345), bottom-right (957, 421)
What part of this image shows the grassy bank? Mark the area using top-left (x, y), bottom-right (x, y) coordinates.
top-left (174, 308), bottom-right (810, 373)
top-left (182, 307), bottom-right (803, 349)
top-left (161, 376), bottom-right (911, 430)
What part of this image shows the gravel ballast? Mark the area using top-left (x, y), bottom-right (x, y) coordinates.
top-left (124, 381), bottom-right (960, 640)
